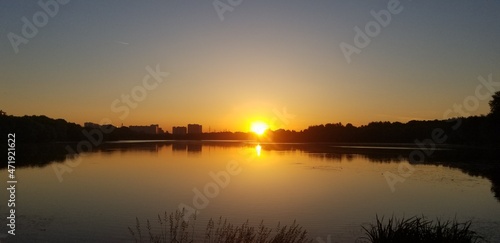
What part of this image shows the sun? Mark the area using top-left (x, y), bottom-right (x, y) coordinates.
top-left (250, 121), bottom-right (268, 136)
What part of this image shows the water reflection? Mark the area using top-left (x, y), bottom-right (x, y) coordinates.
top-left (103, 141), bottom-right (162, 153)
top-left (187, 143), bottom-right (202, 154)
top-left (1, 141), bottom-right (500, 242)
top-left (171, 142), bottom-right (202, 155)
top-left (255, 144), bottom-right (262, 156)
top-left (2, 141), bottom-right (499, 201)
top-left (172, 142), bottom-right (187, 152)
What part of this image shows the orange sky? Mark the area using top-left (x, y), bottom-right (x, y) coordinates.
top-left (1, 1), bottom-right (498, 132)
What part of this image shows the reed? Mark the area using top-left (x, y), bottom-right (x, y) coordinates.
top-left (128, 209), bottom-right (312, 243)
top-left (129, 211), bottom-right (485, 243)
top-left (361, 215), bottom-right (484, 243)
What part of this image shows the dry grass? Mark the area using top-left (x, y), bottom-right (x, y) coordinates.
top-left (129, 211), bottom-right (485, 243)
top-left (128, 209), bottom-right (312, 243)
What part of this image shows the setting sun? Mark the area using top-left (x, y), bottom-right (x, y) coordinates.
top-left (251, 122), bottom-right (268, 136)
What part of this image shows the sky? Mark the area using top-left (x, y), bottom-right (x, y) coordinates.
top-left (1, 0), bottom-right (500, 132)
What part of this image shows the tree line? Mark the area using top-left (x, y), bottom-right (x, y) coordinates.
top-left (1, 91), bottom-right (499, 145)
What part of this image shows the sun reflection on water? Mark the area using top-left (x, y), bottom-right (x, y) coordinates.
top-left (255, 144), bottom-right (262, 156)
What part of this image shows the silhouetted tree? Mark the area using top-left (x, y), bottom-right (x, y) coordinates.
top-left (489, 91), bottom-right (500, 120)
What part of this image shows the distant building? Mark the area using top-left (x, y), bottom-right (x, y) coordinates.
top-left (158, 127), bottom-right (165, 134)
top-left (188, 124), bottom-right (202, 134)
top-left (129, 124), bottom-right (159, 134)
top-left (172, 126), bottom-right (187, 135)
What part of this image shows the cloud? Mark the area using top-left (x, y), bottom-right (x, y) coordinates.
top-left (115, 41), bottom-right (129, 45)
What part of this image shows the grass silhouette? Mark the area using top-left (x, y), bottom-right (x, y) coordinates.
top-left (129, 210), bottom-right (485, 243)
top-left (361, 215), bottom-right (484, 243)
top-left (128, 208), bottom-right (312, 243)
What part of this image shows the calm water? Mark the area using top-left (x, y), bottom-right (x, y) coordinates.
top-left (1, 141), bottom-right (500, 242)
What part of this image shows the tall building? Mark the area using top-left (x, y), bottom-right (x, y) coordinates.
top-left (187, 124), bottom-right (202, 134)
top-left (158, 127), bottom-right (165, 134)
top-left (129, 124), bottom-right (159, 134)
top-left (172, 126), bottom-right (187, 135)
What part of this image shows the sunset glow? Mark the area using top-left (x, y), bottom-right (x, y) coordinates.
top-left (2, 1), bottom-right (500, 242)
top-left (251, 122), bottom-right (268, 136)
top-left (1, 1), bottom-right (498, 131)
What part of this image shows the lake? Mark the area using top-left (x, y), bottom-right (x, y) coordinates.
top-left (1, 141), bottom-right (499, 242)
